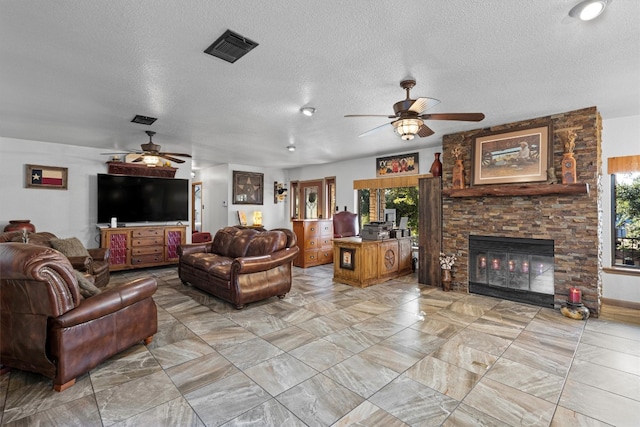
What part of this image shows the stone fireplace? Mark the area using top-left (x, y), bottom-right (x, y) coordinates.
top-left (469, 235), bottom-right (555, 308)
top-left (441, 107), bottom-right (602, 316)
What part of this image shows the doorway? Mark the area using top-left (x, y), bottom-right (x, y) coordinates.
top-left (192, 182), bottom-right (202, 232)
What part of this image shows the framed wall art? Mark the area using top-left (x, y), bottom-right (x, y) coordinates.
top-left (339, 247), bottom-right (355, 270)
top-left (26, 164), bottom-right (68, 190)
top-left (233, 171), bottom-right (264, 205)
top-left (376, 152), bottom-right (419, 177)
top-left (472, 124), bottom-right (551, 186)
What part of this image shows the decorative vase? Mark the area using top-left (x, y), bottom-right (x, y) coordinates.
top-left (4, 220), bottom-right (36, 233)
top-left (441, 268), bottom-right (452, 292)
top-left (561, 152), bottom-right (577, 184)
top-left (452, 159), bottom-right (465, 189)
top-left (430, 153), bottom-right (442, 177)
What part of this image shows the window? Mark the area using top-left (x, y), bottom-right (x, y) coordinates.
top-left (612, 172), bottom-right (640, 268)
top-left (358, 186), bottom-right (419, 235)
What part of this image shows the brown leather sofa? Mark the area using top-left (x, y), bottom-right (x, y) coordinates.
top-left (178, 226), bottom-right (299, 309)
top-left (0, 231), bottom-right (110, 287)
top-left (0, 243), bottom-right (157, 391)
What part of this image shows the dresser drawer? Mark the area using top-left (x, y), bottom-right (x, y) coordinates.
top-left (303, 222), bottom-right (322, 237)
top-left (317, 249), bottom-right (334, 264)
top-left (303, 237), bottom-right (320, 250)
top-left (318, 237), bottom-right (333, 249)
top-left (132, 236), bottom-right (163, 247)
top-left (131, 254), bottom-right (163, 265)
top-left (132, 246), bottom-right (163, 256)
top-left (132, 228), bottom-right (163, 238)
top-left (302, 250), bottom-right (321, 266)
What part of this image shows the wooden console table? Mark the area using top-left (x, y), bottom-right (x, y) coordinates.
top-left (333, 236), bottom-right (412, 288)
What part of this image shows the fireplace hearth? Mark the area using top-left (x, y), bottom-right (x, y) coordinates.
top-left (469, 235), bottom-right (554, 308)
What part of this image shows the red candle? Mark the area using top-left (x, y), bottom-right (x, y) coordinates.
top-left (479, 257), bottom-right (487, 269)
top-left (568, 287), bottom-right (581, 304)
top-left (492, 259), bottom-right (500, 270)
top-left (508, 260), bottom-right (515, 272)
top-left (522, 261), bottom-right (529, 273)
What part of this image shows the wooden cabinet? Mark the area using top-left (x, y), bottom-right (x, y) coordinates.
top-left (333, 237), bottom-right (413, 288)
top-left (100, 225), bottom-right (186, 271)
top-left (292, 219), bottom-right (333, 268)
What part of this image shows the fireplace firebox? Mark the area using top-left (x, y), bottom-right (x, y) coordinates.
top-left (469, 236), bottom-right (554, 308)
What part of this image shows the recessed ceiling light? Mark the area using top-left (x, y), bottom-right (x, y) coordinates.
top-left (300, 107), bottom-right (316, 117)
top-left (569, 0), bottom-right (610, 21)
top-left (286, 145), bottom-right (296, 152)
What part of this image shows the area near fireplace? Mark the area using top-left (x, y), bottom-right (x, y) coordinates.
top-left (441, 107), bottom-right (602, 316)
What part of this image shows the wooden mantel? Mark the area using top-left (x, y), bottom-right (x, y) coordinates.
top-left (442, 183), bottom-right (589, 198)
top-left (106, 161), bottom-right (177, 178)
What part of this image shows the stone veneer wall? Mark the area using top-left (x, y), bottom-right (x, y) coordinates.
top-left (441, 107), bottom-right (602, 316)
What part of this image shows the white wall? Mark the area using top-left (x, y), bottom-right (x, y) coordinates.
top-left (0, 136), bottom-right (192, 248)
top-left (600, 114), bottom-right (640, 303)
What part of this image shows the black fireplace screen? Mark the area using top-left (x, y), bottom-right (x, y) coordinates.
top-left (469, 236), bottom-right (554, 307)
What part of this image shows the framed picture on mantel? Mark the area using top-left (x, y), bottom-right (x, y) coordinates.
top-left (472, 123), bottom-right (551, 186)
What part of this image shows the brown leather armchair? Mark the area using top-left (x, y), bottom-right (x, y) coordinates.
top-left (333, 211), bottom-right (359, 238)
top-left (0, 243), bottom-right (157, 391)
top-left (0, 231), bottom-right (110, 287)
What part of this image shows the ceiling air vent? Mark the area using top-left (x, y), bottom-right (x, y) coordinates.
top-left (204, 29), bottom-right (259, 63)
top-left (131, 115), bottom-right (157, 125)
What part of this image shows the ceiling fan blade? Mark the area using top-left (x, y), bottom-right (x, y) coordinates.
top-left (408, 97), bottom-right (441, 114)
top-left (358, 122), bottom-right (392, 138)
top-left (345, 114), bottom-right (397, 118)
top-left (160, 154), bottom-right (186, 163)
top-left (417, 124), bottom-right (435, 138)
top-left (160, 152), bottom-right (192, 158)
top-left (131, 156), bottom-right (144, 163)
top-left (421, 113), bottom-right (485, 122)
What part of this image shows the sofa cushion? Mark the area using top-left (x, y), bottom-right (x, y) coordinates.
top-left (50, 237), bottom-right (91, 258)
top-left (246, 231), bottom-right (286, 256)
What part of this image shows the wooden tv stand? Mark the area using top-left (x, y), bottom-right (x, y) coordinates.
top-left (99, 225), bottom-right (186, 271)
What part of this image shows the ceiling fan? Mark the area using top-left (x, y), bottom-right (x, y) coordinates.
top-left (102, 131), bottom-right (192, 165)
top-left (345, 79), bottom-right (485, 140)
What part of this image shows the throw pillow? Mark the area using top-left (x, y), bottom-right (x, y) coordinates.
top-left (50, 237), bottom-right (90, 258)
top-left (73, 270), bottom-right (102, 298)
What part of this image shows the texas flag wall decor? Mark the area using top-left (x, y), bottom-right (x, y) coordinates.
top-left (26, 164), bottom-right (68, 189)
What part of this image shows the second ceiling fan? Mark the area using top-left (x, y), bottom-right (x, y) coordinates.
top-left (345, 79), bottom-right (485, 140)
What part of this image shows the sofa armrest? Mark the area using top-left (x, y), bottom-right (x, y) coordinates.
top-left (50, 277), bottom-right (157, 328)
top-left (66, 256), bottom-right (92, 271)
top-left (233, 247), bottom-right (300, 274)
top-left (87, 247), bottom-right (109, 262)
top-left (178, 243), bottom-right (212, 256)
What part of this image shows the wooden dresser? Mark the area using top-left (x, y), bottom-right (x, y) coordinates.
top-left (100, 225), bottom-right (186, 271)
top-left (292, 219), bottom-right (333, 268)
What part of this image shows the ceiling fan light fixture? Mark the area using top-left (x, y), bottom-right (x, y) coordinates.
top-left (300, 107), bottom-right (316, 117)
top-left (569, 0), bottom-right (609, 21)
top-left (142, 155), bottom-right (159, 166)
top-left (392, 118), bottom-right (422, 141)
top-left (286, 145), bottom-right (296, 152)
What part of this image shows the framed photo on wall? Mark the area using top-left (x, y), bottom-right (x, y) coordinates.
top-left (233, 171), bottom-right (264, 205)
top-left (376, 152), bottom-right (419, 177)
top-left (25, 164), bottom-right (68, 190)
top-left (472, 124), bottom-right (551, 186)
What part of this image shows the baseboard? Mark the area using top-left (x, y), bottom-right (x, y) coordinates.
top-left (602, 297), bottom-right (640, 310)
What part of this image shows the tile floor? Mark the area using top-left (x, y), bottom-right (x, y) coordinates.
top-left (1, 265), bottom-right (639, 426)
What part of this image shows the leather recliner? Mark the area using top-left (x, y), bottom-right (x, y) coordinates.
top-left (0, 243), bottom-right (157, 391)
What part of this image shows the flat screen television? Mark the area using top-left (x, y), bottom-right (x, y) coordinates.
top-left (97, 174), bottom-right (189, 224)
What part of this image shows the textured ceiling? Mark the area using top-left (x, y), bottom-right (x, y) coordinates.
top-left (1, 0), bottom-right (638, 170)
